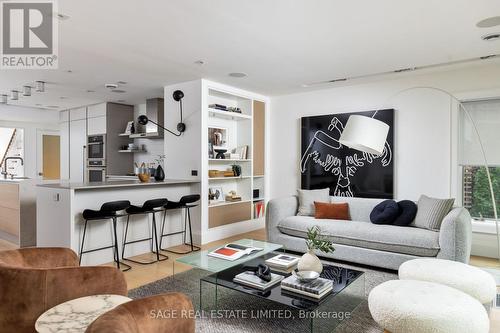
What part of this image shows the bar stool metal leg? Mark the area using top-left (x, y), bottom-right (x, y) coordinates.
top-left (79, 220), bottom-right (88, 265)
top-left (121, 211), bottom-right (168, 265)
top-left (113, 216), bottom-right (131, 272)
top-left (160, 206), bottom-right (200, 254)
top-left (185, 206), bottom-right (200, 252)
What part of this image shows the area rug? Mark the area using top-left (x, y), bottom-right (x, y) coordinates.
top-left (129, 261), bottom-right (396, 333)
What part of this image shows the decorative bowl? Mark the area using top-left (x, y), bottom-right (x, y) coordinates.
top-left (292, 270), bottom-right (320, 282)
top-left (138, 173), bottom-right (150, 183)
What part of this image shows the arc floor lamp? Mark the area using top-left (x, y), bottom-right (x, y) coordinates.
top-left (339, 86), bottom-right (499, 260)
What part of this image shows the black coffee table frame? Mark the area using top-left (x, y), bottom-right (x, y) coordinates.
top-left (199, 252), bottom-right (365, 333)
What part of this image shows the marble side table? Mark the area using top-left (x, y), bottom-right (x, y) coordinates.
top-left (35, 294), bottom-right (131, 333)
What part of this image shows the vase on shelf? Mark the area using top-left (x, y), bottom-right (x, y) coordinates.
top-left (154, 165), bottom-right (165, 181)
top-left (297, 250), bottom-right (323, 273)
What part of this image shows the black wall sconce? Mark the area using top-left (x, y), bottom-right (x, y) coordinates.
top-left (137, 90), bottom-right (186, 137)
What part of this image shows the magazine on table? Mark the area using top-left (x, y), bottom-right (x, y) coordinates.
top-left (233, 271), bottom-right (284, 290)
top-left (208, 243), bottom-right (263, 261)
top-left (265, 254), bottom-right (300, 269)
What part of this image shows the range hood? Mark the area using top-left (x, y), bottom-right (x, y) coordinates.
top-left (134, 98), bottom-right (164, 138)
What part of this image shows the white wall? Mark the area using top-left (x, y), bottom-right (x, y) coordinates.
top-left (269, 63), bottom-right (500, 200)
top-left (0, 105), bottom-right (59, 178)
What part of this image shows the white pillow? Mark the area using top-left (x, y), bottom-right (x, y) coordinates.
top-left (297, 188), bottom-right (330, 216)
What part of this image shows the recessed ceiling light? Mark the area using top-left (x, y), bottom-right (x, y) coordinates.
top-left (228, 72), bottom-right (247, 78)
top-left (116, 81), bottom-right (127, 85)
top-left (66, 69), bottom-right (73, 73)
top-left (56, 13), bottom-right (70, 21)
top-left (105, 83), bottom-right (118, 89)
top-left (60, 96), bottom-right (67, 99)
top-left (194, 60), bottom-right (205, 65)
top-left (482, 33), bottom-right (500, 41)
top-left (35, 103), bottom-right (42, 106)
top-left (111, 89), bottom-right (126, 93)
top-left (477, 16), bottom-right (500, 28)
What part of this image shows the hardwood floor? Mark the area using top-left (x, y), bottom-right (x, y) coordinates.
top-left (0, 228), bottom-right (498, 332)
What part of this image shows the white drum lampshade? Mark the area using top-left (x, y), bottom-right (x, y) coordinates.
top-left (339, 115), bottom-right (389, 155)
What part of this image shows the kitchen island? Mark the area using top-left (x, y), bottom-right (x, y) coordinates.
top-left (36, 179), bottom-right (200, 266)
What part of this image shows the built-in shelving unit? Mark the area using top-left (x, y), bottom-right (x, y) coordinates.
top-left (163, 79), bottom-right (268, 245)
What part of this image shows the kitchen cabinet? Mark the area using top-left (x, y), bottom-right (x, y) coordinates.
top-left (70, 107), bottom-right (87, 121)
top-left (87, 103), bottom-right (107, 118)
top-left (87, 116), bottom-right (106, 135)
top-left (59, 120), bottom-right (69, 179)
top-left (69, 119), bottom-right (86, 182)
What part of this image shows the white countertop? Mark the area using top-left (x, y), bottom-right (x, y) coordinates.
top-left (37, 178), bottom-right (199, 190)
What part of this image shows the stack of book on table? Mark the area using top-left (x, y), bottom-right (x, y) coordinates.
top-left (281, 275), bottom-right (333, 300)
top-left (265, 254), bottom-right (299, 273)
top-left (233, 271), bottom-right (284, 290)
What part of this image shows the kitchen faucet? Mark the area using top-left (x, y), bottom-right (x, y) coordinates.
top-left (2, 157), bottom-right (24, 179)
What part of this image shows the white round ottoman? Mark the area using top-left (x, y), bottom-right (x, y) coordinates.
top-left (368, 280), bottom-right (489, 333)
top-left (399, 258), bottom-right (496, 305)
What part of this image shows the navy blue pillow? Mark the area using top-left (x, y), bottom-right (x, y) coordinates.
top-left (370, 200), bottom-right (400, 225)
top-left (393, 200), bottom-right (418, 226)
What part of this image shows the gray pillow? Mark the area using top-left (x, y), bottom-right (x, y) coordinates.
top-left (297, 188), bottom-right (330, 216)
top-left (412, 195), bottom-right (455, 230)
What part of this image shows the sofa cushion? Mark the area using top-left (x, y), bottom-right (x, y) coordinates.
top-left (393, 200), bottom-right (418, 226)
top-left (314, 202), bottom-right (350, 220)
top-left (413, 195), bottom-right (455, 230)
top-left (277, 216), bottom-right (440, 257)
top-left (297, 188), bottom-right (330, 216)
top-left (331, 196), bottom-right (385, 222)
top-left (370, 200), bottom-right (400, 225)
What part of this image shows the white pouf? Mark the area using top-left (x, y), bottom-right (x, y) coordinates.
top-left (368, 280), bottom-right (489, 333)
top-left (399, 258), bottom-right (497, 304)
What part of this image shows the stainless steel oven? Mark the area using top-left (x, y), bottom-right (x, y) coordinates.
top-left (87, 160), bottom-right (106, 182)
top-left (87, 135), bottom-right (106, 160)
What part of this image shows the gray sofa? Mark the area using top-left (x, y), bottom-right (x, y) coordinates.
top-left (266, 196), bottom-right (472, 270)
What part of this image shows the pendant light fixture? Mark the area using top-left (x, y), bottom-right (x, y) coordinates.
top-left (11, 90), bottom-right (19, 100)
top-left (23, 86), bottom-right (31, 96)
top-left (35, 81), bottom-right (45, 92)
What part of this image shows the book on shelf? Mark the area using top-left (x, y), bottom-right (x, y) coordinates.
top-left (209, 103), bottom-right (228, 111)
top-left (280, 275), bottom-right (333, 300)
top-left (254, 201), bottom-right (265, 218)
top-left (207, 243), bottom-right (263, 261)
top-left (265, 254), bottom-right (300, 269)
top-left (233, 271), bottom-right (284, 290)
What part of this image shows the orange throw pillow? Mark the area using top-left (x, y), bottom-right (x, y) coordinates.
top-left (314, 201), bottom-right (350, 220)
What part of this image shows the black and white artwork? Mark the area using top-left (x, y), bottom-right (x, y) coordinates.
top-left (300, 109), bottom-right (394, 198)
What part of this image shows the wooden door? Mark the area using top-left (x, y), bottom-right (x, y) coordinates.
top-left (42, 135), bottom-right (60, 179)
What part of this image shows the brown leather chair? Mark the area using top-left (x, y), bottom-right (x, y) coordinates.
top-left (0, 247), bottom-right (128, 333)
top-left (86, 293), bottom-right (195, 333)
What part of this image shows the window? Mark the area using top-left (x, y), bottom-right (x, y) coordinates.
top-left (0, 127), bottom-right (24, 177)
top-left (459, 100), bottom-right (500, 221)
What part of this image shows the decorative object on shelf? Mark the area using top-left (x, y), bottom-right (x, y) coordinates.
top-left (223, 170), bottom-right (235, 177)
top-left (208, 142), bottom-right (214, 158)
top-left (208, 187), bottom-right (224, 202)
top-left (137, 173), bottom-right (150, 182)
top-left (124, 121), bottom-right (134, 135)
top-left (297, 226), bottom-right (335, 273)
top-left (214, 149), bottom-right (227, 159)
top-left (154, 155), bottom-right (165, 181)
top-left (137, 90), bottom-right (186, 136)
top-left (225, 190), bottom-right (242, 202)
top-left (209, 126), bottom-right (228, 159)
top-left (232, 164), bottom-right (242, 176)
top-left (301, 110), bottom-right (394, 198)
top-left (233, 145), bottom-right (248, 159)
top-left (254, 201), bottom-right (265, 218)
top-left (228, 106), bottom-right (242, 114)
top-left (338, 86), bottom-right (500, 262)
top-left (253, 189), bottom-right (260, 199)
top-left (130, 122), bottom-right (135, 134)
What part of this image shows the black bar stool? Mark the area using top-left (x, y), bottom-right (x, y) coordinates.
top-left (79, 200), bottom-right (131, 272)
top-left (122, 198), bottom-right (169, 265)
top-left (160, 194), bottom-right (201, 254)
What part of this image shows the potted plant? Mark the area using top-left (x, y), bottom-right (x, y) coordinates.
top-left (297, 226), bottom-right (335, 273)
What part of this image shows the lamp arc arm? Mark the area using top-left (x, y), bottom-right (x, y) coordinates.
top-left (372, 85), bottom-right (498, 259)
top-left (146, 118), bottom-right (182, 137)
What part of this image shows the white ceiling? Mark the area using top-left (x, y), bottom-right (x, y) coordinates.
top-left (1, 0), bottom-right (500, 110)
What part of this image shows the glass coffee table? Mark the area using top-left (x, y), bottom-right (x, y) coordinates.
top-left (177, 239), bottom-right (365, 333)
